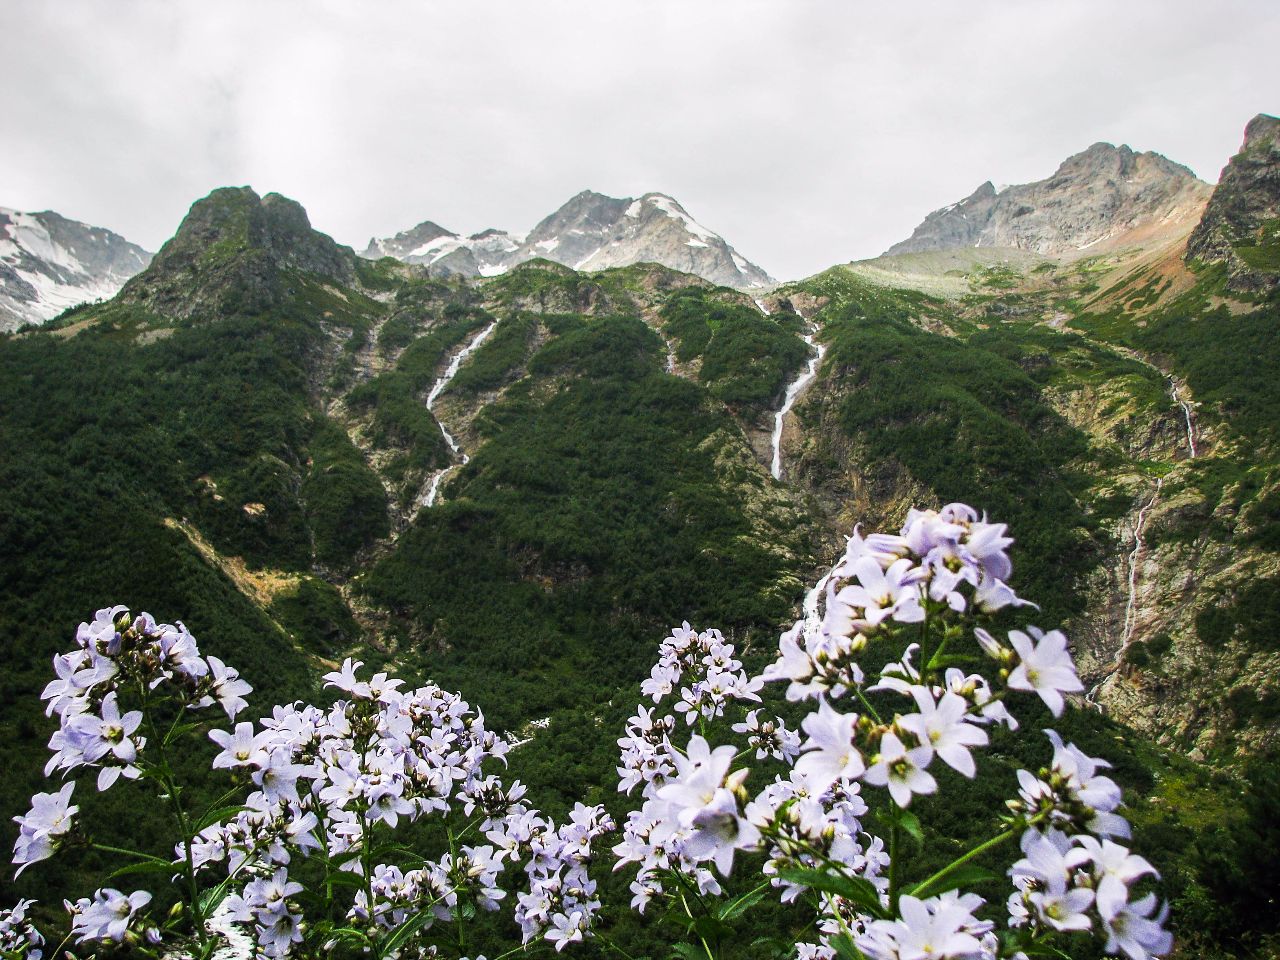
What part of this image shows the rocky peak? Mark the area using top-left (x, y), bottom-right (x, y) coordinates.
top-left (887, 142), bottom-right (1211, 257)
top-left (1187, 113), bottom-right (1280, 293)
top-left (1244, 112), bottom-right (1280, 150)
top-left (362, 190), bottom-right (773, 289)
top-left (361, 220), bottom-right (458, 261)
top-left (120, 186), bottom-right (356, 318)
top-left (0, 207), bottom-right (151, 331)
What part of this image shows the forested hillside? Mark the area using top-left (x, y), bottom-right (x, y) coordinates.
top-left (1, 178), bottom-right (1278, 957)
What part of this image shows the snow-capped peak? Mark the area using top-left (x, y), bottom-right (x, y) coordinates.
top-left (363, 191), bottom-right (774, 289)
top-left (0, 207), bottom-right (152, 332)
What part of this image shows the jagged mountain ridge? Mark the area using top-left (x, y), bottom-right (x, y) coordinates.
top-left (0, 207), bottom-right (151, 332)
top-left (1186, 112), bottom-right (1280, 293)
top-left (363, 190), bottom-right (774, 289)
top-left (118, 186), bottom-right (359, 319)
top-left (886, 142), bottom-right (1213, 257)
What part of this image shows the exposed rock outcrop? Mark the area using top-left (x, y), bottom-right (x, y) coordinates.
top-left (364, 190), bottom-right (774, 289)
top-left (120, 187), bottom-right (357, 318)
top-left (1186, 113), bottom-right (1280, 293)
top-left (887, 143), bottom-right (1211, 257)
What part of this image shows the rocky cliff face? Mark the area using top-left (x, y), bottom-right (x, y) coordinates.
top-left (120, 187), bottom-right (358, 318)
top-left (1186, 113), bottom-right (1280, 293)
top-left (887, 143), bottom-right (1211, 257)
top-left (363, 190), bottom-right (774, 289)
top-left (0, 207), bottom-right (151, 332)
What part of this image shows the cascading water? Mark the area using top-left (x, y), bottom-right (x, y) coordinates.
top-left (770, 316), bottom-right (826, 481)
top-left (417, 319), bottom-right (500, 510)
top-left (1168, 376), bottom-right (1197, 458)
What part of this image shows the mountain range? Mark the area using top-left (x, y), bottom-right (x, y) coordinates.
top-left (3, 127), bottom-right (1262, 332)
top-left (362, 189), bottom-right (775, 288)
top-left (1, 112), bottom-right (1278, 956)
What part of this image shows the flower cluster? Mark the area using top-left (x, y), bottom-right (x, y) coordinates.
top-left (491, 803), bottom-right (614, 950)
top-left (609, 503), bottom-right (1172, 960)
top-left (0, 899), bottom-right (45, 958)
top-left (1009, 829), bottom-right (1170, 958)
top-left (186, 658), bottom-right (518, 955)
top-left (4, 503), bottom-right (1174, 960)
top-left (66, 887), bottom-right (154, 945)
top-left (14, 607), bottom-right (248, 881)
top-left (615, 625), bottom-right (791, 911)
top-left (641, 622), bottom-right (764, 723)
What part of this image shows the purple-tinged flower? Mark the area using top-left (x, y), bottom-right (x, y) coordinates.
top-left (1007, 627), bottom-right (1082, 716)
top-left (863, 731), bottom-right (936, 807)
top-left (12, 782), bottom-right (77, 876)
top-left (898, 688), bottom-right (988, 778)
top-left (794, 699), bottom-right (864, 793)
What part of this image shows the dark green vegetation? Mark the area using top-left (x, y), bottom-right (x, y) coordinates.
top-left (793, 274), bottom-right (1097, 622)
top-left (364, 308), bottom-right (811, 728)
top-left (661, 287), bottom-right (810, 422)
top-left (1, 186), bottom-right (1278, 958)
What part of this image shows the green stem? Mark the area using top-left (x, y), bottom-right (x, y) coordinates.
top-left (821, 891), bottom-right (857, 941)
top-left (140, 686), bottom-right (206, 948)
top-left (490, 943), bottom-right (538, 960)
top-left (908, 826), bottom-right (1020, 899)
top-left (918, 603), bottom-right (931, 679)
top-left (679, 890), bottom-right (715, 960)
top-left (888, 818), bottom-right (901, 910)
top-left (925, 632), bottom-right (952, 674)
top-left (720, 879), bottom-right (772, 918)
top-left (598, 934), bottom-right (640, 960)
top-left (361, 806), bottom-right (375, 928)
top-left (91, 842), bottom-right (169, 864)
top-left (855, 687), bottom-right (884, 725)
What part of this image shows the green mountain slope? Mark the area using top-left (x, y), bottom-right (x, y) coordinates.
top-left (1, 178), bottom-right (1278, 956)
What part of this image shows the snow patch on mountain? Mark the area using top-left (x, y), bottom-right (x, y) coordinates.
top-left (363, 190), bottom-right (773, 289)
top-left (0, 207), bottom-right (152, 332)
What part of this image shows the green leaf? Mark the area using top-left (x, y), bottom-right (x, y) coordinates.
top-left (925, 653), bottom-right (979, 670)
top-left (107, 860), bottom-right (178, 882)
top-left (829, 933), bottom-right (868, 960)
top-left (198, 884), bottom-right (230, 915)
top-left (897, 809), bottom-right (924, 844)
top-left (691, 915), bottom-right (731, 942)
top-left (324, 926), bottom-right (374, 946)
top-left (717, 887), bottom-right (766, 921)
top-left (671, 944), bottom-right (706, 960)
top-left (196, 805), bottom-right (250, 831)
top-left (774, 867), bottom-right (888, 918)
top-left (909, 864), bottom-right (998, 900)
top-left (378, 908), bottom-right (434, 958)
top-left (876, 805), bottom-right (924, 845)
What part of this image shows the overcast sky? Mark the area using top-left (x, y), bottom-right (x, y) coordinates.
top-left (3, 1), bottom-right (1277, 280)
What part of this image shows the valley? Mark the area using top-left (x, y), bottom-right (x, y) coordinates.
top-left (0, 113), bottom-right (1277, 957)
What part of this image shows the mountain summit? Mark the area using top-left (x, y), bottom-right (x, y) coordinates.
top-left (1186, 113), bottom-right (1280, 293)
top-left (120, 186), bottom-right (357, 318)
top-left (363, 190), bottom-right (773, 289)
top-left (886, 142), bottom-right (1212, 257)
top-left (0, 207), bottom-right (151, 332)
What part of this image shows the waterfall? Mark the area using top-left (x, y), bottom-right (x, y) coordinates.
top-left (417, 319), bottom-right (500, 509)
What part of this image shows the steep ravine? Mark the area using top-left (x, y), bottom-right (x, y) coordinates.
top-left (415, 318), bottom-right (501, 510)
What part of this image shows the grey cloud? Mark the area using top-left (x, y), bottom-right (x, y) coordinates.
top-left (1, 0), bottom-right (1276, 280)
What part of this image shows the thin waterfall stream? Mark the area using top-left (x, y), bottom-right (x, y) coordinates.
top-left (416, 319), bottom-right (500, 510)
top-left (768, 306), bottom-right (826, 481)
